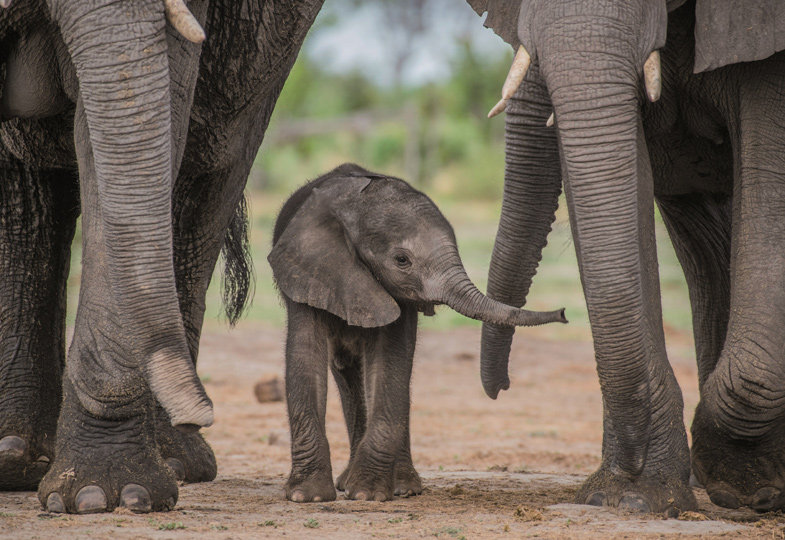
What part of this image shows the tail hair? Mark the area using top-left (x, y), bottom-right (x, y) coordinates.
top-left (221, 194), bottom-right (254, 326)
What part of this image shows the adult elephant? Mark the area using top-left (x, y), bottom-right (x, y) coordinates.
top-left (0, 0), bottom-right (323, 513)
top-left (468, 0), bottom-right (785, 515)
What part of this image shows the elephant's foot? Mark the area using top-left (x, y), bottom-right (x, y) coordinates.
top-left (336, 461), bottom-right (420, 497)
top-left (0, 435), bottom-right (50, 490)
top-left (337, 451), bottom-right (395, 501)
top-left (38, 380), bottom-right (177, 514)
top-left (576, 468), bottom-right (696, 517)
top-left (692, 402), bottom-right (785, 512)
top-left (393, 460), bottom-right (422, 497)
top-left (155, 408), bottom-right (216, 483)
top-left (285, 469), bottom-right (336, 503)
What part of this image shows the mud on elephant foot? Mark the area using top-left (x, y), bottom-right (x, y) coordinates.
top-left (155, 407), bottom-right (216, 483)
top-left (38, 379), bottom-right (177, 514)
top-left (576, 468), bottom-right (697, 517)
top-left (692, 402), bottom-right (785, 512)
top-left (336, 457), bottom-right (422, 499)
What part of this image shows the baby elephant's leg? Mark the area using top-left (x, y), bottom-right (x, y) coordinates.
top-left (284, 303), bottom-right (335, 503)
top-left (342, 308), bottom-right (421, 501)
top-left (331, 349), bottom-right (366, 492)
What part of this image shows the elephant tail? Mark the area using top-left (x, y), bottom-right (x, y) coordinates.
top-left (221, 194), bottom-right (255, 325)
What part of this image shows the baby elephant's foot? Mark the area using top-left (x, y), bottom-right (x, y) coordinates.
top-left (340, 459), bottom-right (394, 501)
top-left (576, 468), bottom-right (696, 517)
top-left (394, 462), bottom-right (422, 497)
top-left (286, 470), bottom-right (336, 503)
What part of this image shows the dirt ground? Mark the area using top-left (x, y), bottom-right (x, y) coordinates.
top-left (1, 324), bottom-right (784, 539)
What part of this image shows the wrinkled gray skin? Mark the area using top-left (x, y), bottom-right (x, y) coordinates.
top-left (469, 0), bottom-right (785, 515)
top-left (269, 164), bottom-right (566, 503)
top-left (0, 0), bottom-right (323, 513)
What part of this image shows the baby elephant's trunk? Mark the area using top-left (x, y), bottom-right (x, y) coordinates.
top-left (432, 248), bottom-right (566, 327)
top-left (440, 269), bottom-right (566, 327)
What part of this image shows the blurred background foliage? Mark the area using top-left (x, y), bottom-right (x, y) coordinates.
top-left (67, 0), bottom-right (692, 345)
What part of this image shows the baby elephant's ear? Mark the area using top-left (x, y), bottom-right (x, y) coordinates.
top-left (268, 180), bottom-right (401, 328)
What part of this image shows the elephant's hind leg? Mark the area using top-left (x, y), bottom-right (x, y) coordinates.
top-left (657, 193), bottom-right (731, 387)
top-left (0, 163), bottom-right (78, 490)
top-left (331, 346), bottom-right (366, 492)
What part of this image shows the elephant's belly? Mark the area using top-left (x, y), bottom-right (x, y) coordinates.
top-left (0, 30), bottom-right (68, 120)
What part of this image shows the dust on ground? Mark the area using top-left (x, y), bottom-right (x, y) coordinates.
top-left (1, 324), bottom-right (783, 539)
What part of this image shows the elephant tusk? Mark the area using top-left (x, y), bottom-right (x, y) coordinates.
top-left (488, 45), bottom-right (531, 118)
top-left (0, 0), bottom-right (12, 8)
top-left (164, 0), bottom-right (206, 44)
top-left (546, 112), bottom-right (554, 127)
top-left (643, 50), bottom-right (661, 102)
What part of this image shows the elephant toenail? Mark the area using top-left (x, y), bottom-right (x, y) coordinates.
top-left (585, 491), bottom-right (607, 506)
top-left (46, 492), bottom-right (65, 513)
top-left (618, 494), bottom-right (651, 513)
top-left (36, 455), bottom-right (50, 464)
top-left (165, 458), bottom-right (186, 481)
top-left (373, 492), bottom-right (387, 502)
top-left (0, 436), bottom-right (26, 458)
top-left (751, 487), bottom-right (782, 512)
top-left (120, 484), bottom-right (152, 513)
top-left (708, 489), bottom-right (740, 509)
top-left (354, 491), bottom-right (369, 501)
top-left (290, 490), bottom-right (306, 503)
top-left (75, 485), bottom-right (107, 514)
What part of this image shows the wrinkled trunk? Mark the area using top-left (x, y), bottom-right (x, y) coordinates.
top-left (429, 246), bottom-right (566, 328)
top-left (481, 62), bottom-right (562, 399)
top-left (50, 0), bottom-right (211, 427)
top-left (538, 27), bottom-right (672, 475)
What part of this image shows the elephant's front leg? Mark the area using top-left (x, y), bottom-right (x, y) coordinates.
top-left (690, 60), bottom-right (785, 512)
top-left (284, 302), bottom-right (336, 503)
top-left (341, 307), bottom-right (421, 502)
top-left (0, 163), bottom-right (79, 490)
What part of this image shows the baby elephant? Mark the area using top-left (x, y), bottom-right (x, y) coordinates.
top-left (268, 163), bottom-right (566, 503)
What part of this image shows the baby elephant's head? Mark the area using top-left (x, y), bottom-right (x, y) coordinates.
top-left (269, 165), bottom-right (566, 328)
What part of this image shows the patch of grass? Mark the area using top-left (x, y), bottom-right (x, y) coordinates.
top-left (388, 517), bottom-right (403, 523)
top-left (259, 520), bottom-right (279, 527)
top-left (158, 522), bottom-right (185, 530)
top-left (0, 512), bottom-right (15, 518)
top-left (199, 373), bottom-right (212, 383)
top-left (435, 526), bottom-right (466, 539)
top-left (304, 518), bottom-right (320, 529)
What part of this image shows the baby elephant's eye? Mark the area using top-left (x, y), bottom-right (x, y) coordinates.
top-left (394, 254), bottom-right (411, 267)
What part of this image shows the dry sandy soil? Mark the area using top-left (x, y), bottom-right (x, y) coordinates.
top-left (1, 324), bottom-right (784, 539)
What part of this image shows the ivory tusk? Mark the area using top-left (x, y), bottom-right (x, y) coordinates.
top-left (0, 0), bottom-right (12, 9)
top-left (488, 45), bottom-right (531, 118)
top-left (546, 112), bottom-right (554, 127)
top-left (643, 50), bottom-right (661, 102)
top-left (164, 0), bottom-right (206, 44)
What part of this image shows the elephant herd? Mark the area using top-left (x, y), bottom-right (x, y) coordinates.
top-left (0, 0), bottom-right (784, 518)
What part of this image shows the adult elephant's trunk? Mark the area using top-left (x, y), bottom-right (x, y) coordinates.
top-left (481, 62), bottom-right (562, 400)
top-left (430, 247), bottom-right (566, 327)
top-left (49, 0), bottom-right (211, 428)
top-left (534, 17), bottom-right (671, 476)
